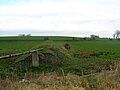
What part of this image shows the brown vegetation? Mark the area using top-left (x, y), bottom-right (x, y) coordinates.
top-left (74, 51), bottom-right (95, 58)
top-left (1, 63), bottom-right (120, 90)
top-left (0, 72), bottom-right (86, 90)
top-left (1, 60), bottom-right (117, 89)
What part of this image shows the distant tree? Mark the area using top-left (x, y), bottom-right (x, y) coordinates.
top-left (109, 38), bottom-right (112, 40)
top-left (113, 30), bottom-right (120, 39)
top-left (113, 34), bottom-right (116, 39)
top-left (90, 35), bottom-right (99, 40)
top-left (72, 37), bottom-right (75, 41)
top-left (83, 37), bottom-right (87, 40)
top-left (26, 34), bottom-right (31, 36)
top-left (44, 36), bottom-right (49, 41)
top-left (18, 34), bottom-right (25, 36)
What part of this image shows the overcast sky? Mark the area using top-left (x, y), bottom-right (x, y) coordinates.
top-left (0, 0), bottom-right (120, 37)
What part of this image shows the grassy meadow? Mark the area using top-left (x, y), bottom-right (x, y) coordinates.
top-left (0, 36), bottom-right (120, 90)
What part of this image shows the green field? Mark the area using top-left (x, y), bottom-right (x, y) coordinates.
top-left (0, 36), bottom-right (75, 55)
top-left (0, 36), bottom-right (120, 75)
top-left (0, 36), bottom-right (120, 57)
top-left (1, 36), bottom-right (120, 90)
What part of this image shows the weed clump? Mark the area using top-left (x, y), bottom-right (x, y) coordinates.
top-left (64, 43), bottom-right (71, 50)
top-left (37, 43), bottom-right (72, 67)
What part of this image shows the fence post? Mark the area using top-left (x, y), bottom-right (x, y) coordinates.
top-left (32, 51), bottom-right (39, 67)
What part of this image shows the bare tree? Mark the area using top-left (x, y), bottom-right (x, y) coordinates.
top-left (113, 34), bottom-right (116, 39)
top-left (114, 30), bottom-right (120, 39)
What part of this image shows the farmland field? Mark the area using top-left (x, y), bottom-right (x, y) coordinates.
top-left (0, 36), bottom-right (120, 70)
top-left (0, 36), bottom-right (75, 56)
top-left (0, 36), bottom-right (120, 59)
top-left (0, 36), bottom-right (120, 90)
top-left (0, 36), bottom-right (120, 52)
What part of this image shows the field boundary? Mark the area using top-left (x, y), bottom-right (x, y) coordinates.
top-left (0, 48), bottom-right (43, 67)
top-left (0, 48), bottom-right (43, 59)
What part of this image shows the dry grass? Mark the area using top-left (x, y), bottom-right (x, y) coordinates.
top-left (0, 73), bottom-right (87, 90)
top-left (93, 62), bottom-right (120, 90)
top-left (1, 62), bottom-right (120, 90)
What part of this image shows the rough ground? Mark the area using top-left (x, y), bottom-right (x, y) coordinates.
top-left (0, 73), bottom-right (86, 90)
